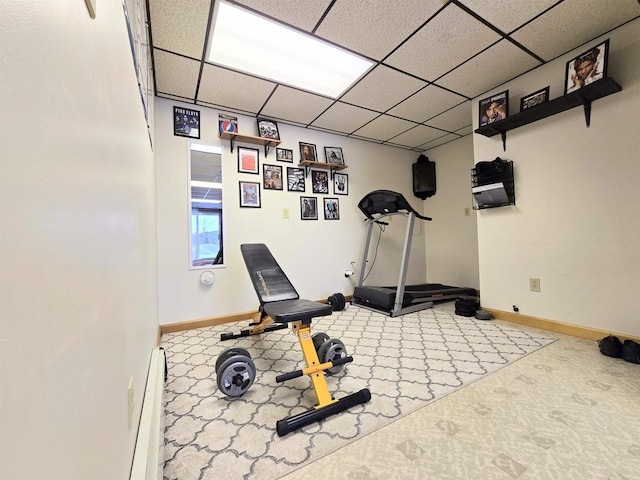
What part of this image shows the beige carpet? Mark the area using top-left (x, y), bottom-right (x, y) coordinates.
top-left (161, 303), bottom-right (555, 480)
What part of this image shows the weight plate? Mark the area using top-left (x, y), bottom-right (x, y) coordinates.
top-left (216, 354), bottom-right (256, 397)
top-left (215, 347), bottom-right (251, 372)
top-left (318, 338), bottom-right (347, 375)
top-left (312, 332), bottom-right (330, 354)
top-left (475, 310), bottom-right (493, 320)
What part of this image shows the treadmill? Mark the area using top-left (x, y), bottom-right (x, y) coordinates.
top-left (351, 190), bottom-right (476, 317)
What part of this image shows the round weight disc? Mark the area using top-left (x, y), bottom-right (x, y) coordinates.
top-left (215, 347), bottom-right (251, 372)
top-left (216, 355), bottom-right (256, 397)
top-left (318, 338), bottom-right (347, 375)
top-left (312, 332), bottom-right (330, 353)
top-left (334, 292), bottom-right (346, 311)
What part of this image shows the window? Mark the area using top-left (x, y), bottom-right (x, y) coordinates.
top-left (189, 143), bottom-right (224, 267)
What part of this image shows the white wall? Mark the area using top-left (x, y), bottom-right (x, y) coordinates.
top-left (155, 98), bottom-right (432, 324)
top-left (422, 135), bottom-right (480, 290)
top-left (472, 19), bottom-right (640, 336)
top-left (0, 2), bottom-right (158, 480)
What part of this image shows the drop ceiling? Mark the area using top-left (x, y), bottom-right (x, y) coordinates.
top-left (149, 0), bottom-right (640, 152)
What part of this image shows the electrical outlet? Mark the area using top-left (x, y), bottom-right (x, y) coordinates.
top-left (128, 376), bottom-right (134, 431)
top-left (529, 278), bottom-right (541, 292)
top-left (464, 207), bottom-right (471, 216)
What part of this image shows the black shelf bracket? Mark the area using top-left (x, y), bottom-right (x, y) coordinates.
top-left (229, 137), bottom-right (235, 153)
top-left (580, 97), bottom-right (592, 127)
top-left (500, 131), bottom-right (507, 151)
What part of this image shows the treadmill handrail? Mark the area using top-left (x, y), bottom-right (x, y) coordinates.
top-left (358, 190), bottom-right (432, 222)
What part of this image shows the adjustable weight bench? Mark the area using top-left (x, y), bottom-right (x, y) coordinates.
top-left (216, 243), bottom-right (371, 436)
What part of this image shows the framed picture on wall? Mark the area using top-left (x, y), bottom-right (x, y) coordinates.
top-left (520, 87), bottom-right (549, 111)
top-left (299, 142), bottom-right (317, 162)
top-left (300, 196), bottom-right (318, 220)
top-left (324, 147), bottom-right (344, 165)
top-left (256, 118), bottom-right (280, 140)
top-left (237, 147), bottom-right (259, 174)
top-left (263, 164), bottom-right (283, 190)
top-left (478, 90), bottom-right (508, 126)
top-left (323, 197), bottom-right (340, 220)
top-left (239, 181), bottom-right (261, 208)
top-left (333, 172), bottom-right (348, 195)
top-left (287, 167), bottom-right (305, 192)
top-left (173, 106), bottom-right (200, 138)
top-left (276, 148), bottom-right (294, 163)
top-left (565, 39), bottom-right (609, 94)
top-left (311, 170), bottom-right (329, 194)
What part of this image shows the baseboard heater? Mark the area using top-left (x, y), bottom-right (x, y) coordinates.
top-left (130, 347), bottom-right (167, 480)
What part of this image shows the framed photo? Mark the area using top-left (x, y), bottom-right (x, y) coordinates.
top-left (323, 197), bottom-right (340, 220)
top-left (333, 172), bottom-right (349, 195)
top-left (300, 196), bottom-right (318, 220)
top-left (299, 142), bottom-right (317, 162)
top-left (478, 90), bottom-right (508, 126)
top-left (173, 106), bottom-right (200, 138)
top-left (520, 87), bottom-right (550, 111)
top-left (324, 147), bottom-right (344, 165)
top-left (565, 39), bottom-right (609, 94)
top-left (256, 118), bottom-right (280, 140)
top-left (218, 113), bottom-right (238, 134)
top-left (311, 170), bottom-right (329, 194)
top-left (287, 167), bottom-right (305, 192)
top-left (239, 181), bottom-right (261, 208)
top-left (238, 147), bottom-right (259, 174)
top-left (276, 148), bottom-right (294, 163)
top-left (263, 164), bottom-right (283, 190)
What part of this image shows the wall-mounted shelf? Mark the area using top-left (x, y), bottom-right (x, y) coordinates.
top-left (219, 131), bottom-right (281, 157)
top-left (298, 160), bottom-right (348, 179)
top-left (474, 78), bottom-right (622, 150)
top-left (471, 158), bottom-right (515, 210)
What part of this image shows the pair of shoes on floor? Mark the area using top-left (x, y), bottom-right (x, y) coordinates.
top-left (598, 335), bottom-right (640, 364)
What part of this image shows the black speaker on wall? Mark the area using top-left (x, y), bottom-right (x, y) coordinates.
top-left (413, 154), bottom-right (436, 200)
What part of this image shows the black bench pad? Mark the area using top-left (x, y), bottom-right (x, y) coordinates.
top-left (263, 299), bottom-right (332, 324)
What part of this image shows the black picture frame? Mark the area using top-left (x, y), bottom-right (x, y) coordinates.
top-left (256, 118), bottom-right (280, 140)
top-left (239, 181), bottom-right (261, 208)
top-left (324, 147), bottom-right (344, 165)
top-left (287, 167), bottom-right (305, 192)
top-left (173, 106), bottom-right (200, 138)
top-left (263, 164), bottom-right (283, 190)
top-left (333, 172), bottom-right (349, 196)
top-left (300, 196), bottom-right (318, 220)
top-left (311, 170), bottom-right (329, 194)
top-left (237, 147), bottom-right (259, 174)
top-left (276, 148), bottom-right (294, 163)
top-left (520, 87), bottom-right (550, 111)
top-left (565, 39), bottom-right (609, 94)
top-left (323, 197), bottom-right (340, 220)
top-left (478, 90), bottom-right (508, 126)
top-left (299, 142), bottom-right (317, 162)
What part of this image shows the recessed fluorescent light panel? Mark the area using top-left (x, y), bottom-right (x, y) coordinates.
top-left (207, 2), bottom-right (373, 98)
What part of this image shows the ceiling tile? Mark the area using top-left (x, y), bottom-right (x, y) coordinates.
top-left (260, 86), bottom-right (335, 125)
top-left (233, 0), bottom-right (333, 32)
top-left (424, 102), bottom-right (472, 132)
top-left (340, 65), bottom-right (427, 113)
top-left (511, 0), bottom-right (640, 61)
top-left (456, 125), bottom-right (474, 136)
top-left (153, 50), bottom-right (201, 99)
top-left (148, 0), bottom-right (211, 59)
top-left (420, 133), bottom-right (462, 150)
top-left (458, 0), bottom-right (558, 34)
top-left (385, 3), bottom-right (501, 81)
top-left (352, 115), bottom-right (417, 142)
top-left (310, 102), bottom-right (379, 133)
top-left (388, 124), bottom-right (446, 148)
top-left (388, 84), bottom-right (467, 123)
top-left (437, 40), bottom-right (541, 98)
top-left (315, 0), bottom-right (442, 60)
top-left (197, 64), bottom-right (276, 114)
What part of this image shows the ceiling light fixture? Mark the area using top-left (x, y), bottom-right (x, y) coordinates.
top-left (191, 181), bottom-right (223, 189)
top-left (207, 1), bottom-right (373, 98)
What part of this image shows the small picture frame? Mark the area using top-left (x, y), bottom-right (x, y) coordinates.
top-left (300, 196), bottom-right (318, 220)
top-left (173, 106), bottom-right (200, 138)
top-left (287, 167), bottom-right (305, 192)
top-left (311, 170), bottom-right (329, 194)
top-left (263, 164), bottom-right (283, 190)
top-left (256, 118), bottom-right (280, 140)
top-left (565, 39), bottom-right (609, 94)
top-left (276, 148), bottom-right (294, 163)
top-left (479, 90), bottom-right (508, 126)
top-left (323, 197), bottom-right (340, 220)
top-left (520, 87), bottom-right (550, 111)
top-left (218, 113), bottom-right (238, 134)
top-left (324, 147), bottom-right (344, 165)
top-left (299, 142), bottom-right (318, 162)
top-left (238, 147), bottom-right (259, 174)
top-left (239, 181), bottom-right (261, 208)
top-left (333, 172), bottom-right (349, 196)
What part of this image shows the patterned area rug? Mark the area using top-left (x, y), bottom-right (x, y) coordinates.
top-left (161, 303), bottom-right (555, 480)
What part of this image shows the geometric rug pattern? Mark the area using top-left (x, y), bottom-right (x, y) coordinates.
top-left (161, 302), bottom-right (555, 480)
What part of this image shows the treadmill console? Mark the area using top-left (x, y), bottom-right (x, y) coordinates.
top-left (358, 190), bottom-right (431, 221)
